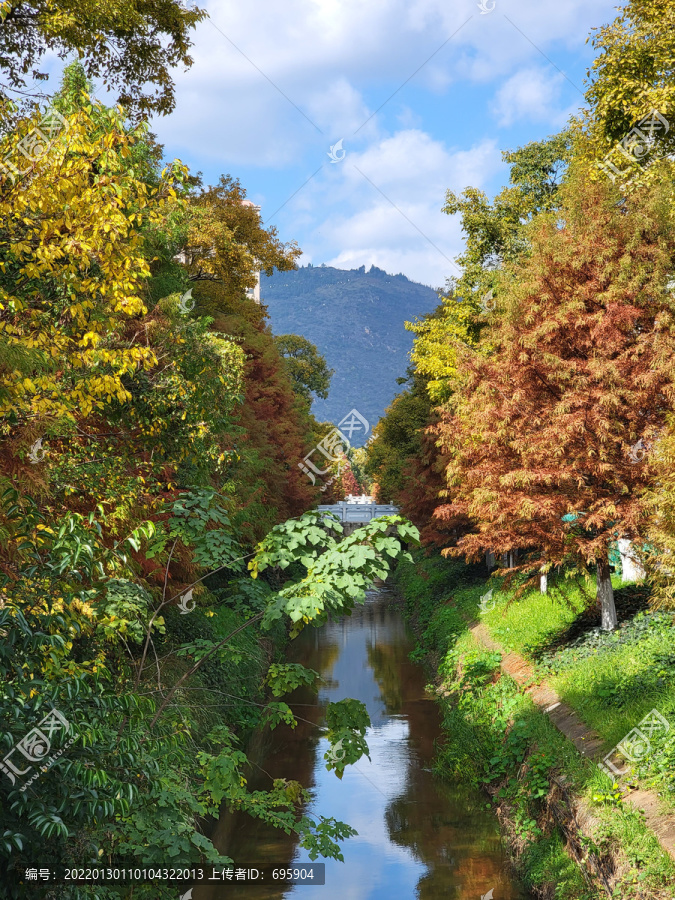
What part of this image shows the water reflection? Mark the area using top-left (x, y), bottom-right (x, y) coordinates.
top-left (198, 588), bottom-right (525, 900)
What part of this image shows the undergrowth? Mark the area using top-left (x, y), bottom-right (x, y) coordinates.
top-left (395, 549), bottom-right (675, 900)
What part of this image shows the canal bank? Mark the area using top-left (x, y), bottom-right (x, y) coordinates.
top-left (199, 584), bottom-right (526, 900)
top-left (394, 550), bottom-right (675, 900)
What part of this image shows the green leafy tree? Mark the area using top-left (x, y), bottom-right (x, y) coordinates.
top-left (181, 176), bottom-right (300, 301)
top-left (406, 299), bottom-right (476, 405)
top-left (365, 370), bottom-right (451, 546)
top-left (365, 370), bottom-right (432, 502)
top-left (0, 0), bottom-right (205, 119)
top-left (274, 333), bottom-right (334, 403)
top-left (442, 131), bottom-right (572, 300)
top-left (406, 133), bottom-right (572, 407)
top-left (0, 487), bottom-right (419, 891)
top-left (140, 163), bottom-right (319, 540)
top-left (583, 0), bottom-right (675, 161)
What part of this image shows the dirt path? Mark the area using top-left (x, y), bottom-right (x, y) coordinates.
top-left (470, 622), bottom-right (675, 860)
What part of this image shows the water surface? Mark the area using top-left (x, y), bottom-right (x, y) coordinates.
top-left (199, 587), bottom-right (526, 900)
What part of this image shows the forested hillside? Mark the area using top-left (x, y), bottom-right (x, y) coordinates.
top-left (261, 264), bottom-right (437, 435)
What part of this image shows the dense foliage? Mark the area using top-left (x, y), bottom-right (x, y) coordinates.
top-left (0, 0), bottom-right (205, 119)
top-left (395, 551), bottom-right (675, 899)
top-left (367, 0), bottom-right (675, 626)
top-left (0, 69), bottom-right (421, 897)
top-left (439, 172), bottom-right (675, 628)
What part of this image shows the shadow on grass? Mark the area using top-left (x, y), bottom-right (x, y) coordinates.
top-left (527, 582), bottom-right (652, 660)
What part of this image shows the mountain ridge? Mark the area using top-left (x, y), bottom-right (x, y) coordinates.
top-left (260, 263), bottom-right (439, 442)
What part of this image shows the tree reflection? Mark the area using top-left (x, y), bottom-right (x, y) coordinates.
top-left (365, 605), bottom-right (519, 899)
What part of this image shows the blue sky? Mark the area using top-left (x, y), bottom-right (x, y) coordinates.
top-left (55, 0), bottom-right (621, 288)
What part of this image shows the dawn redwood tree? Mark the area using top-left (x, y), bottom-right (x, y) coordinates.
top-left (389, 135), bottom-right (572, 546)
top-left (340, 458), bottom-right (360, 497)
top-left (365, 380), bottom-right (431, 501)
top-left (436, 171), bottom-right (675, 630)
top-left (209, 288), bottom-right (320, 540)
top-left (400, 414), bottom-right (461, 549)
top-left (642, 421), bottom-right (675, 608)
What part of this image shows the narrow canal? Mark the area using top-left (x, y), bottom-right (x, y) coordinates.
top-left (199, 585), bottom-right (526, 900)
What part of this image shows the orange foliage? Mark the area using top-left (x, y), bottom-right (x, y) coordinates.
top-left (435, 175), bottom-right (675, 575)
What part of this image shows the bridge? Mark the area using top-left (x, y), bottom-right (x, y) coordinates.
top-left (317, 501), bottom-right (399, 525)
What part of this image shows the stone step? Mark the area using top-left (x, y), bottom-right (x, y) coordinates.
top-left (469, 623), bottom-right (675, 860)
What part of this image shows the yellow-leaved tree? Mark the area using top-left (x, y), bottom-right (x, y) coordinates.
top-left (578, 0), bottom-right (675, 195)
top-left (0, 101), bottom-right (181, 443)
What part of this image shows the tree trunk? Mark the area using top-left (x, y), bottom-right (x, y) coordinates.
top-left (502, 550), bottom-right (517, 568)
top-left (486, 550), bottom-right (495, 571)
top-left (597, 556), bottom-right (618, 631)
top-left (617, 538), bottom-right (645, 582)
top-left (540, 573), bottom-right (548, 594)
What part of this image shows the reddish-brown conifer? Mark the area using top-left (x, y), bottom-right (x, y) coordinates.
top-left (436, 173), bottom-right (675, 629)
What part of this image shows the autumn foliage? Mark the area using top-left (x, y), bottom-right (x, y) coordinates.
top-left (207, 288), bottom-right (320, 541)
top-left (0, 77), bottom-right (343, 888)
top-left (369, 152), bottom-right (675, 626)
top-left (426, 172), bottom-right (675, 624)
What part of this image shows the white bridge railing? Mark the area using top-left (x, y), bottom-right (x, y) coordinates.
top-left (317, 502), bottom-right (399, 524)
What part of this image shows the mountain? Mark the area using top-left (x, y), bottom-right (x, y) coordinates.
top-left (260, 264), bottom-right (438, 443)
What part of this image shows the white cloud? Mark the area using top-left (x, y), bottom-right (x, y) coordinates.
top-left (80, 0), bottom-right (620, 284)
top-left (304, 77), bottom-right (376, 140)
top-left (396, 105), bottom-right (424, 130)
top-left (491, 66), bottom-right (565, 127)
top-left (291, 130), bottom-right (504, 287)
top-left (146, 0), bottom-right (618, 166)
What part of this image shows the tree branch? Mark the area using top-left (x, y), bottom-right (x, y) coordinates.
top-left (134, 538), bottom-right (178, 690)
top-left (147, 611), bottom-right (265, 730)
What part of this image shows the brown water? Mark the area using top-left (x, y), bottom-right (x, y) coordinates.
top-left (198, 586), bottom-right (526, 900)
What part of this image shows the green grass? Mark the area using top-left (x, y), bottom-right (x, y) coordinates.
top-left (475, 572), bottom-right (675, 802)
top-left (521, 833), bottom-right (595, 899)
top-left (550, 621), bottom-right (675, 742)
top-left (395, 550), bottom-right (675, 899)
top-left (479, 574), bottom-right (596, 655)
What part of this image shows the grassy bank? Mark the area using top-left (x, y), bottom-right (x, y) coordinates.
top-left (395, 551), bottom-right (675, 899)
